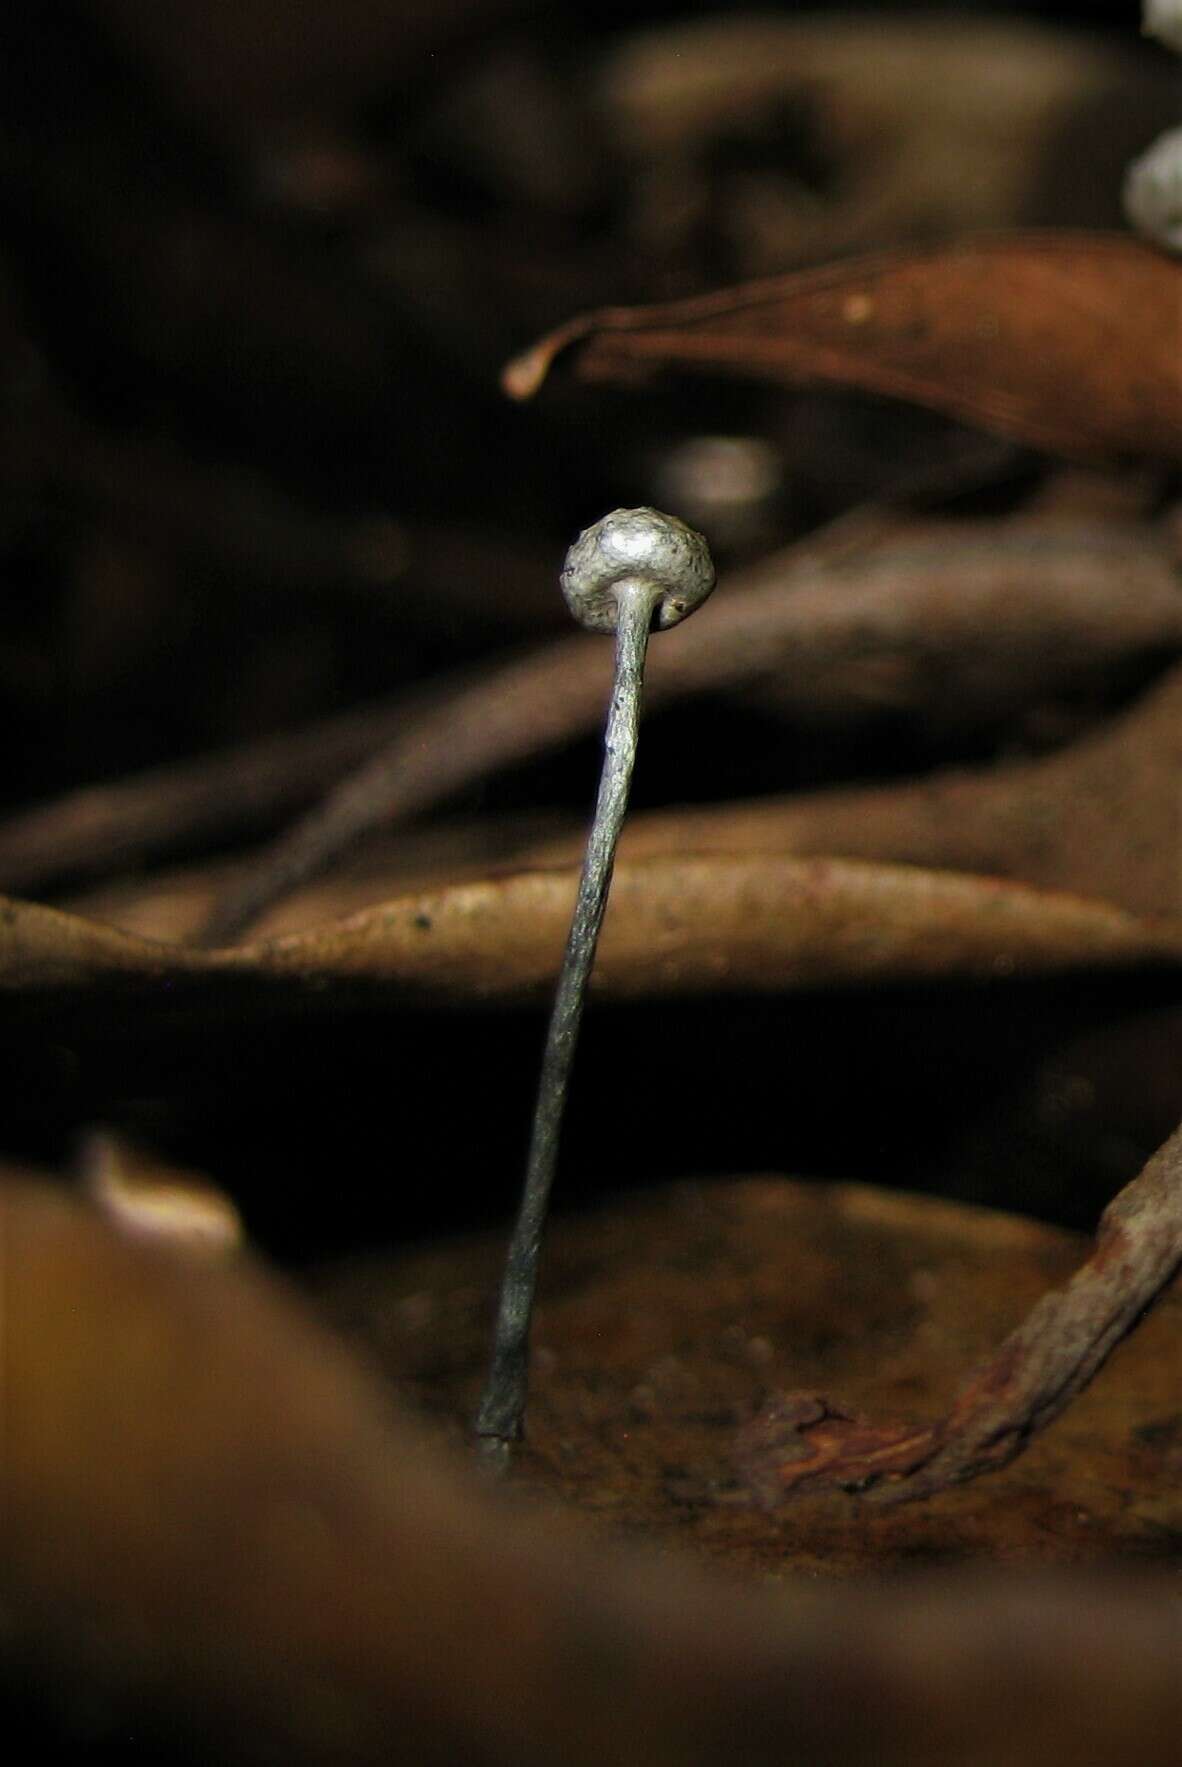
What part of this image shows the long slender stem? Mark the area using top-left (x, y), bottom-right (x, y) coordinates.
top-left (474, 581), bottom-right (654, 1465)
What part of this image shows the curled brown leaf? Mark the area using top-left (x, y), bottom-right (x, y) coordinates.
top-left (2, 856), bottom-right (1180, 1028)
top-left (589, 658), bottom-right (1182, 924)
top-left (504, 233), bottom-right (1182, 465)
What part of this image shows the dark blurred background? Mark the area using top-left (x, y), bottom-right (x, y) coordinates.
top-left (0, 0), bottom-right (1177, 1259)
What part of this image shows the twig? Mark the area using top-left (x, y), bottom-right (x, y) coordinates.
top-left (0, 696), bottom-right (422, 893)
top-left (737, 1114), bottom-right (1182, 1505)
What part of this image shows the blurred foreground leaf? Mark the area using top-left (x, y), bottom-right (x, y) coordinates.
top-left (3, 1173), bottom-right (1180, 1763)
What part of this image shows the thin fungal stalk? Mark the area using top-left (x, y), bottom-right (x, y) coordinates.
top-left (474, 509), bottom-right (715, 1467)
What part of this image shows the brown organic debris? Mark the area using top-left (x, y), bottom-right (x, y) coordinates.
top-left (3, 513), bottom-right (1174, 915)
top-left (504, 233), bottom-right (1182, 465)
top-left (737, 1117), bottom-right (1182, 1505)
top-left (193, 516), bottom-right (1181, 942)
top-left (2, 856), bottom-right (1180, 1027)
top-left (0, 501), bottom-right (883, 898)
top-left (594, 658), bottom-right (1182, 924)
top-left (547, 653), bottom-right (1180, 925)
top-left (66, 650), bottom-right (1182, 948)
top-left (325, 1173), bottom-right (1182, 1576)
top-left (4, 1173), bottom-right (1180, 1763)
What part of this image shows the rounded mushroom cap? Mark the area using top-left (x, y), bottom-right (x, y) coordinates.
top-left (560, 507), bottom-right (715, 634)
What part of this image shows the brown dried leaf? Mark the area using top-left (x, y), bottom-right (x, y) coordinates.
top-left (737, 1118), bottom-right (1182, 1504)
top-left (589, 660), bottom-right (1182, 924)
top-left (4, 856), bottom-right (1180, 1024)
top-left (194, 515), bottom-right (1182, 943)
top-left (72, 653), bottom-right (1182, 948)
top-left (63, 811), bottom-right (565, 944)
top-left (505, 234), bottom-right (1182, 465)
top-left (327, 1175), bottom-right (1182, 1576)
top-left (5, 1173), bottom-right (1180, 1763)
top-left (5, 515), bottom-right (1176, 906)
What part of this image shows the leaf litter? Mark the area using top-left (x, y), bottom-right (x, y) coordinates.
top-left (2, 1171), bottom-right (1178, 1764)
top-left (3, 856), bottom-right (1179, 1025)
top-left (4, 507), bottom-right (1175, 910)
top-left (5, 5), bottom-right (1182, 1755)
top-left (504, 234), bottom-right (1182, 466)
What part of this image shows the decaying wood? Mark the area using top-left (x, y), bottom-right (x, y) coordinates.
top-left (737, 1116), bottom-right (1182, 1505)
top-left (3, 1174), bottom-right (1179, 1765)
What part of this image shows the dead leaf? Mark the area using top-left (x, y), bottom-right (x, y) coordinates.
top-left (194, 515), bottom-right (1182, 943)
top-left (737, 1118), bottom-right (1182, 1504)
top-left (585, 660), bottom-right (1182, 924)
top-left (5, 1173), bottom-right (1180, 1763)
top-left (504, 234), bottom-right (1182, 465)
top-left (324, 1172), bottom-right (1182, 1572)
top-left (63, 809), bottom-right (565, 944)
top-left (3, 856), bottom-right (1180, 1026)
top-left (70, 655), bottom-right (1182, 948)
top-left (7, 514), bottom-right (1176, 912)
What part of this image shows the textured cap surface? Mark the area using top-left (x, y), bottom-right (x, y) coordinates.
top-left (560, 507), bottom-right (715, 633)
